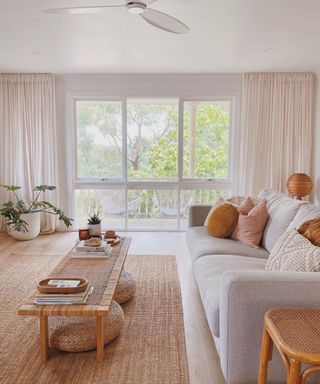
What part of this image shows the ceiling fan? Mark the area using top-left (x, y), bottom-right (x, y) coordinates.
top-left (43, 0), bottom-right (190, 34)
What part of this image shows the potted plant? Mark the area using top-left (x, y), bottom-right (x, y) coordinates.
top-left (0, 184), bottom-right (73, 240)
top-left (87, 212), bottom-right (102, 236)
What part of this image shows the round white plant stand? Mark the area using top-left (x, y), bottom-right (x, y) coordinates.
top-left (10, 212), bottom-right (41, 241)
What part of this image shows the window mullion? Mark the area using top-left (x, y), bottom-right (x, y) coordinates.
top-left (177, 98), bottom-right (184, 229)
top-left (123, 97), bottom-right (128, 230)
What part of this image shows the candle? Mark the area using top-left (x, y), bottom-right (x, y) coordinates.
top-left (79, 229), bottom-right (90, 241)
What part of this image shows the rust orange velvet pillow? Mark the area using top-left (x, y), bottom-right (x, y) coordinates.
top-left (207, 203), bottom-right (239, 238)
top-left (298, 218), bottom-right (320, 246)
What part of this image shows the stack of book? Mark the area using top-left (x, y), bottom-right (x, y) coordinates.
top-left (34, 286), bottom-right (94, 305)
top-left (71, 240), bottom-right (112, 258)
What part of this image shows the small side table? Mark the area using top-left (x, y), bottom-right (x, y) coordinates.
top-left (258, 308), bottom-right (320, 384)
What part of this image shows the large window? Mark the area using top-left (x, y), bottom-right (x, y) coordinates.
top-left (74, 97), bottom-right (232, 230)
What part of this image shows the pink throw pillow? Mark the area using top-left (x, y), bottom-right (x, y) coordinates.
top-left (238, 197), bottom-right (255, 215)
top-left (231, 201), bottom-right (269, 248)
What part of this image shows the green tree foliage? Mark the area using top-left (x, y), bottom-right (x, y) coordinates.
top-left (77, 102), bottom-right (122, 178)
top-left (77, 101), bottom-right (229, 180)
top-left (127, 102), bottom-right (178, 179)
top-left (183, 103), bottom-right (229, 178)
top-left (148, 129), bottom-right (178, 177)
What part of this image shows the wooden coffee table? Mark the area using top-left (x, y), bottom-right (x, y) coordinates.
top-left (18, 237), bottom-right (131, 363)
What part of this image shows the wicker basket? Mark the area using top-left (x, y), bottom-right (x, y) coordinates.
top-left (49, 300), bottom-right (125, 352)
top-left (114, 271), bottom-right (136, 304)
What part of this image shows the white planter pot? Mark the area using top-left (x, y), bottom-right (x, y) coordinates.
top-left (10, 212), bottom-right (41, 241)
top-left (88, 223), bottom-right (101, 237)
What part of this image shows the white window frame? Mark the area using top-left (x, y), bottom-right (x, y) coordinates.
top-left (73, 96), bottom-right (126, 184)
top-left (67, 93), bottom-right (237, 231)
top-left (180, 97), bottom-right (233, 187)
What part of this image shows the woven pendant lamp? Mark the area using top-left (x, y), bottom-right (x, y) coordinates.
top-left (287, 173), bottom-right (313, 200)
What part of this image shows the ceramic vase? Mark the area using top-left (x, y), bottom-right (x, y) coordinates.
top-left (10, 212), bottom-right (41, 241)
top-left (88, 223), bottom-right (101, 237)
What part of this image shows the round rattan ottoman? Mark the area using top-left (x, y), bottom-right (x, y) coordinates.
top-left (114, 271), bottom-right (136, 304)
top-left (49, 300), bottom-right (124, 352)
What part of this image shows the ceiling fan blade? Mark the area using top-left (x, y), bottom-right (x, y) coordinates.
top-left (43, 4), bottom-right (125, 14)
top-left (125, 0), bottom-right (158, 3)
top-left (140, 8), bottom-right (189, 34)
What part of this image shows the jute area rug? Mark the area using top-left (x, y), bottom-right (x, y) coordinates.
top-left (0, 254), bottom-right (189, 384)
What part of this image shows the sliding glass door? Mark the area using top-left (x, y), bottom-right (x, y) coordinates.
top-left (74, 97), bottom-right (232, 230)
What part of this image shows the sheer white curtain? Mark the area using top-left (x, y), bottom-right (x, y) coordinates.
top-left (234, 73), bottom-right (314, 196)
top-left (0, 74), bottom-right (60, 233)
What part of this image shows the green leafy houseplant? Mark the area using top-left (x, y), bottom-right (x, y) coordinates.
top-left (87, 213), bottom-right (101, 225)
top-left (0, 184), bottom-right (73, 232)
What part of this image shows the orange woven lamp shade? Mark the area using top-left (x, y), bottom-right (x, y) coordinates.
top-left (287, 173), bottom-right (313, 199)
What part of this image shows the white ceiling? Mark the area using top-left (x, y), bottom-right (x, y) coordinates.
top-left (1, 0), bottom-right (320, 73)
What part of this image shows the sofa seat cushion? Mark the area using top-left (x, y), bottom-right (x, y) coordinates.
top-left (258, 188), bottom-right (306, 252)
top-left (194, 255), bottom-right (266, 337)
top-left (187, 226), bottom-right (269, 263)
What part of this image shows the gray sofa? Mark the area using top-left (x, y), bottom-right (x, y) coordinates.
top-left (186, 188), bottom-right (320, 384)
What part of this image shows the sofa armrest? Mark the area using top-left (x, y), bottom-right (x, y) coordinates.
top-left (188, 204), bottom-right (212, 227)
top-left (219, 271), bottom-right (320, 384)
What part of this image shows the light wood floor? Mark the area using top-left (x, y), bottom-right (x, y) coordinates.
top-left (0, 231), bottom-right (226, 384)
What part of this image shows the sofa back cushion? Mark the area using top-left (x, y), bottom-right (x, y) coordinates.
top-left (258, 188), bottom-right (305, 252)
top-left (289, 203), bottom-right (320, 229)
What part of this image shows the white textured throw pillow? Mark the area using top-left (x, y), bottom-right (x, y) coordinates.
top-left (265, 228), bottom-right (320, 272)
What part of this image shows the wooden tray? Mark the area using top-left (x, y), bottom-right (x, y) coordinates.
top-left (106, 235), bottom-right (121, 247)
top-left (37, 277), bottom-right (88, 294)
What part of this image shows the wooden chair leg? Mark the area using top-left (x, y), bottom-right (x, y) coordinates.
top-left (258, 327), bottom-right (274, 384)
top-left (288, 359), bottom-right (301, 384)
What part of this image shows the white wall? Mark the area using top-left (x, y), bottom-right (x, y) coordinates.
top-left (55, 73), bottom-right (242, 215)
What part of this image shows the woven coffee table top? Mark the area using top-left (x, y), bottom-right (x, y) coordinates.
top-left (265, 308), bottom-right (320, 362)
top-left (19, 237), bottom-right (131, 317)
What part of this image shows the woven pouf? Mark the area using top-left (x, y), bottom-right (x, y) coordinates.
top-left (114, 271), bottom-right (136, 304)
top-left (49, 300), bottom-right (125, 352)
